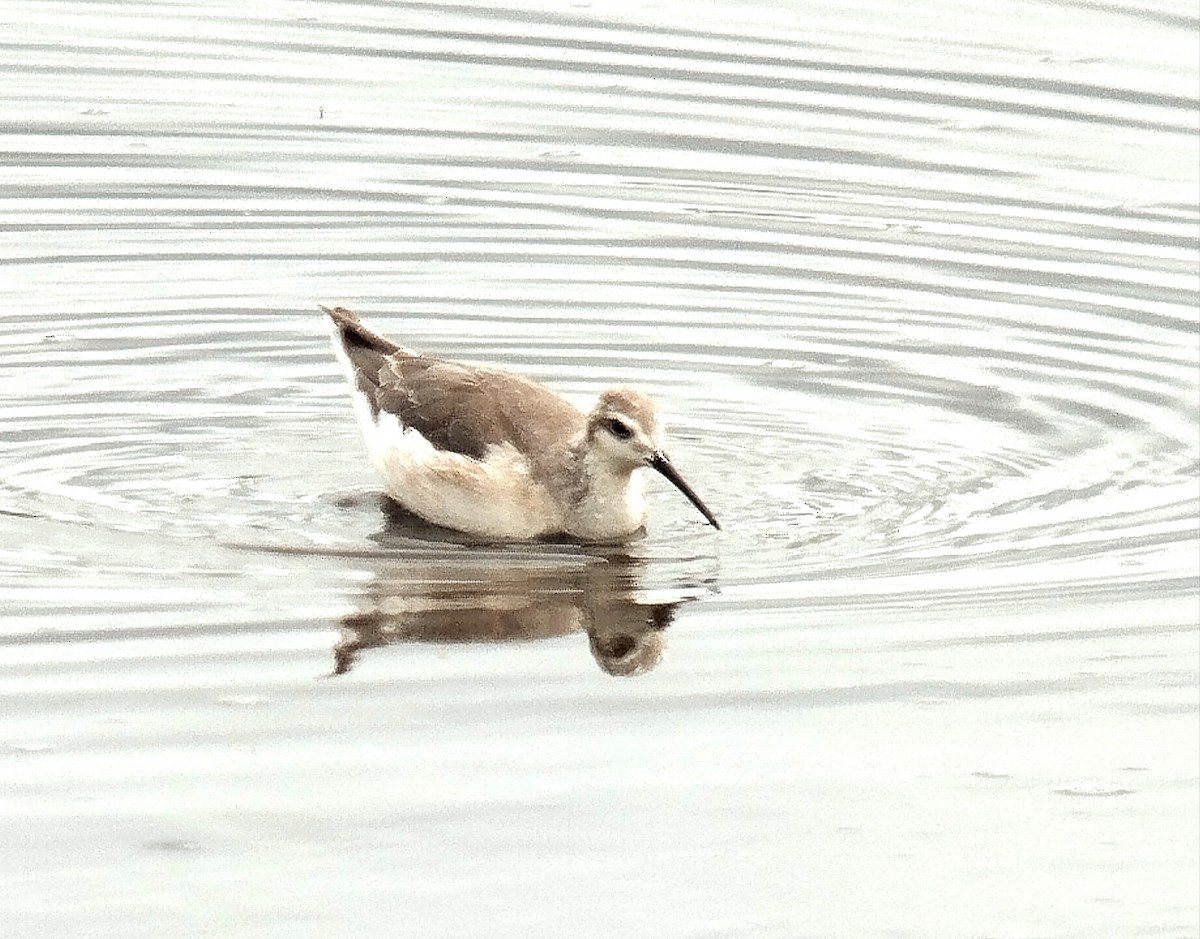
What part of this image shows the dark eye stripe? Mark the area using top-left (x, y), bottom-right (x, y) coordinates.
top-left (606, 418), bottom-right (633, 439)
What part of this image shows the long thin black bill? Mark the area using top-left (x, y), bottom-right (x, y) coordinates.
top-left (648, 452), bottom-right (721, 530)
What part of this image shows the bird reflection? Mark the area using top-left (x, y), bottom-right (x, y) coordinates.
top-left (331, 498), bottom-right (705, 677)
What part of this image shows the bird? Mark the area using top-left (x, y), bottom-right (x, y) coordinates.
top-left (320, 305), bottom-right (720, 542)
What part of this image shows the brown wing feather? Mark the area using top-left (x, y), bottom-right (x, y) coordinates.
top-left (323, 305), bottom-right (406, 421)
top-left (323, 305), bottom-right (584, 462)
top-left (321, 305), bottom-right (403, 355)
top-left (380, 357), bottom-right (585, 461)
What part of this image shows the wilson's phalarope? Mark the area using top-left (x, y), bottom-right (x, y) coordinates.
top-left (321, 305), bottom-right (720, 542)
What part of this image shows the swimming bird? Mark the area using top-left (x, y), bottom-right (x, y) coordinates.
top-left (321, 305), bottom-right (720, 541)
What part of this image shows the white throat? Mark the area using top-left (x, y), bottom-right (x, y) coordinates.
top-left (565, 447), bottom-right (648, 541)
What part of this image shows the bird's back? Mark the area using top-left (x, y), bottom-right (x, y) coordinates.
top-left (323, 305), bottom-right (585, 473)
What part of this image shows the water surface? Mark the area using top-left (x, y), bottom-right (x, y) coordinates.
top-left (2, 2), bottom-right (1198, 937)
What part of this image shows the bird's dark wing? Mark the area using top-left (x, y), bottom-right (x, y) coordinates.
top-left (379, 357), bottom-right (584, 461)
top-left (323, 305), bottom-right (584, 462)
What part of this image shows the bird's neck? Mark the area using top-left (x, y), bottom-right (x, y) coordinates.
top-left (565, 446), bottom-right (647, 541)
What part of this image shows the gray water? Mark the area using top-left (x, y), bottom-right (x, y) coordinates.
top-left (2, 2), bottom-right (1198, 937)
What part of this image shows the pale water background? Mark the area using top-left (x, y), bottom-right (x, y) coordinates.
top-left (1, 1), bottom-right (1198, 937)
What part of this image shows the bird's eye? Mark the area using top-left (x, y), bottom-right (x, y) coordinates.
top-left (605, 418), bottom-right (633, 440)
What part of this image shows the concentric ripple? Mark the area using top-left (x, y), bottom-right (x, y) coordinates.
top-left (1, 2), bottom-right (1197, 934)
top-left (1, 0), bottom-right (1196, 643)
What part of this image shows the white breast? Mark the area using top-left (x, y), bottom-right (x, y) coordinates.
top-left (564, 453), bottom-right (648, 541)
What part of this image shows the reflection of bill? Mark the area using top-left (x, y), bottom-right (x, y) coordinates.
top-left (331, 509), bottom-right (707, 677)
